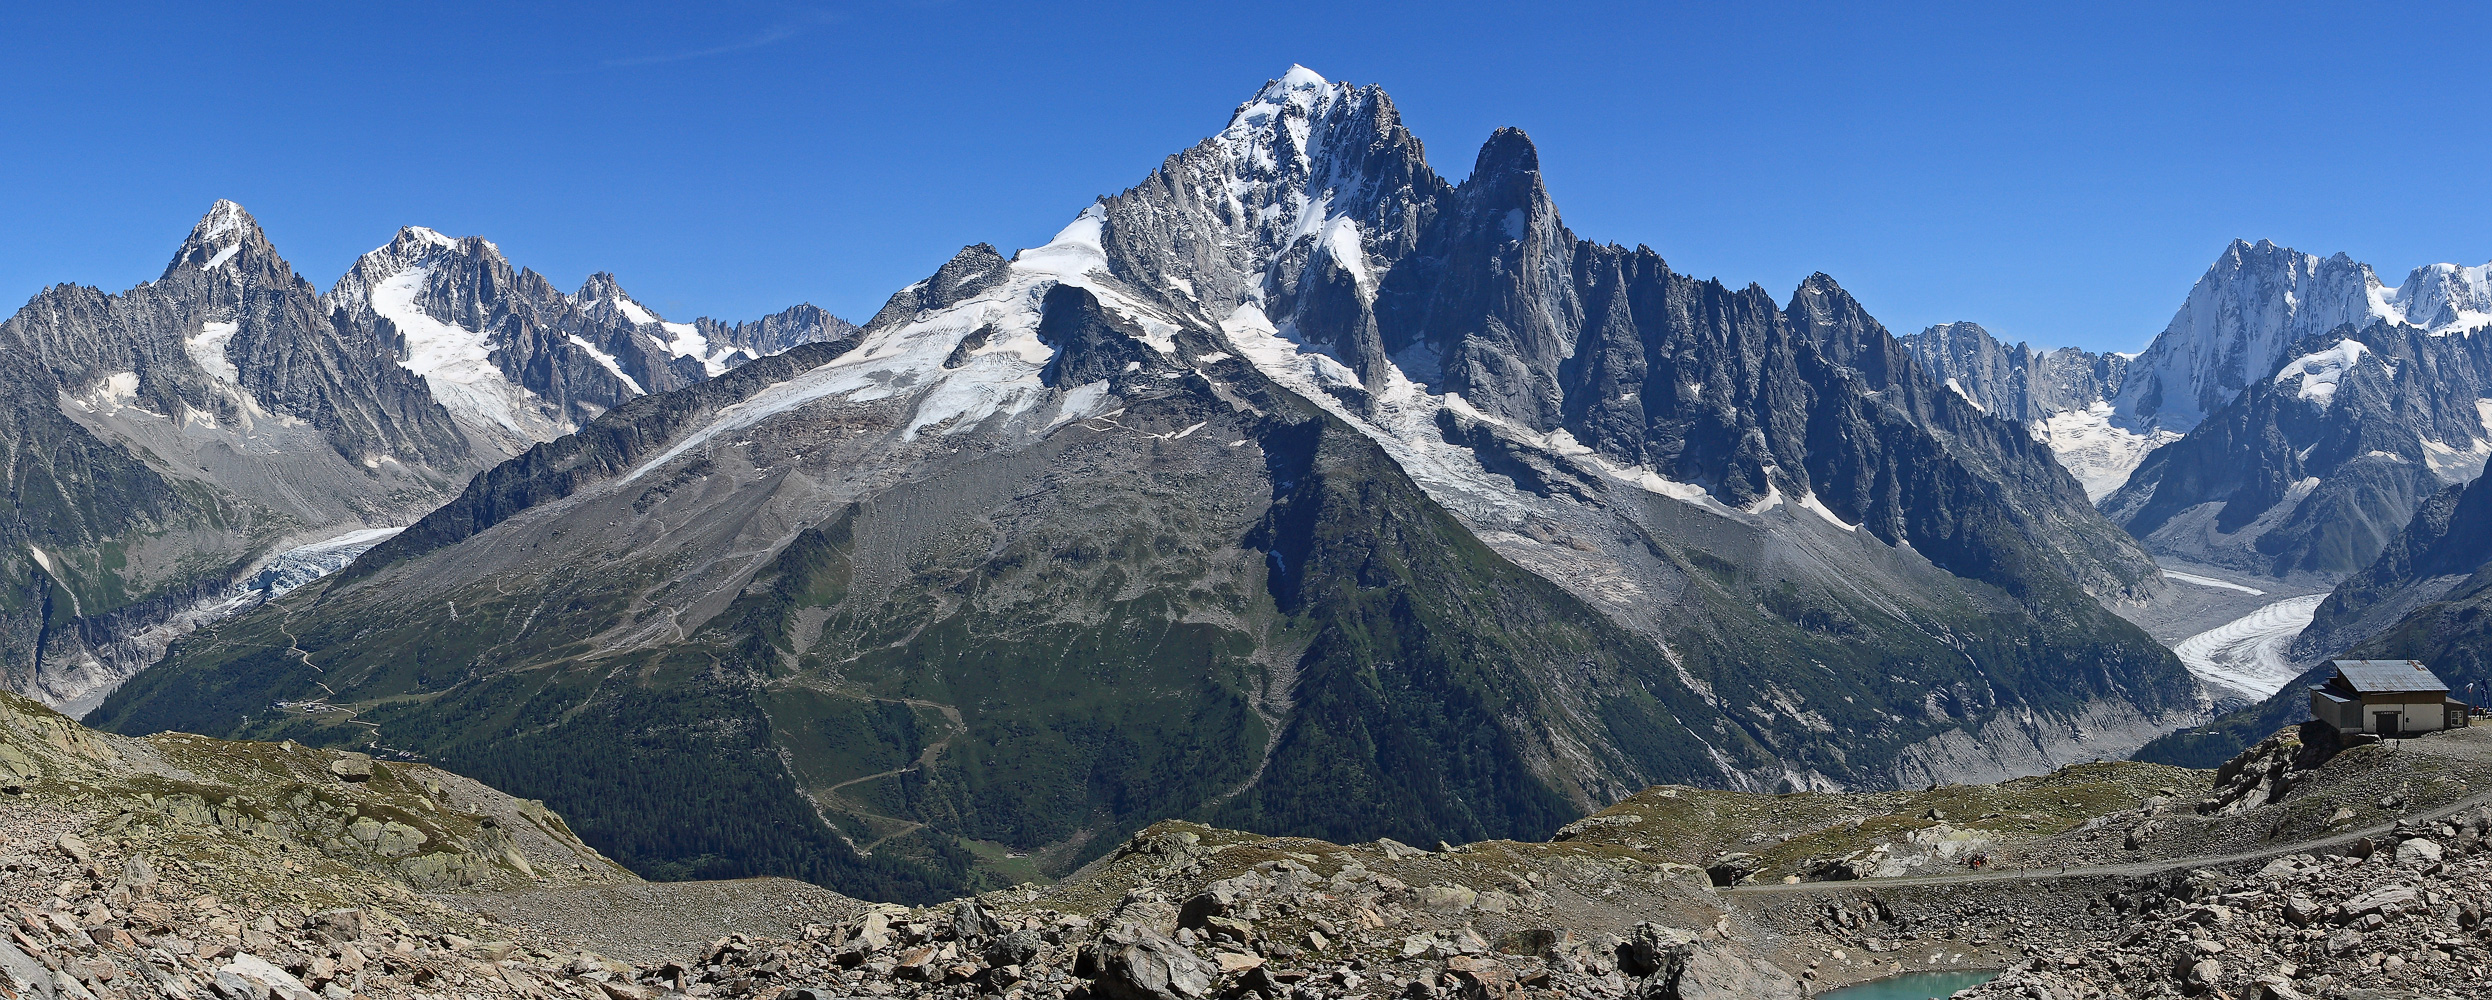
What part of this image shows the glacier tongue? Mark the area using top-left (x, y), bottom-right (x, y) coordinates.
top-left (2172, 594), bottom-right (2324, 700)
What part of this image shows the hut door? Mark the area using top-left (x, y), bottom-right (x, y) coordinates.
top-left (2375, 712), bottom-right (2400, 736)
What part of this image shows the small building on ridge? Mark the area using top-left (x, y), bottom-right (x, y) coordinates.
top-left (2308, 659), bottom-right (2466, 736)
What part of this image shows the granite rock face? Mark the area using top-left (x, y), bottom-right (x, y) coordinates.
top-left (1899, 321), bottom-right (2131, 426)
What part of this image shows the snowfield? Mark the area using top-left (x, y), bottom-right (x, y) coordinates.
top-left (2274, 339), bottom-right (2374, 408)
top-left (2031, 402), bottom-right (2178, 499)
top-left (369, 266), bottom-right (568, 442)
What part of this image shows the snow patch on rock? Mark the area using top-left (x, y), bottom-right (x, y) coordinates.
top-left (185, 321), bottom-right (240, 383)
top-left (1943, 377), bottom-right (1985, 413)
top-left (2274, 339), bottom-right (2371, 408)
top-left (567, 335), bottom-right (645, 395)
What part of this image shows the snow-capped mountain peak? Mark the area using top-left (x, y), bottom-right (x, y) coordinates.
top-left (1199, 66), bottom-right (1390, 247)
top-left (2113, 240), bottom-right (2492, 437)
top-left (1078, 65), bottom-right (1445, 396)
top-left (164, 199), bottom-right (272, 278)
top-left (1226, 64), bottom-right (1341, 149)
top-left (327, 226), bottom-right (571, 449)
top-left (195, 199), bottom-right (250, 243)
top-left (333, 227), bottom-right (513, 299)
top-left (1266, 63), bottom-right (1330, 98)
top-left (2386, 260), bottom-right (2492, 337)
top-left (392, 224), bottom-right (491, 255)
top-left (2111, 239), bottom-right (2389, 433)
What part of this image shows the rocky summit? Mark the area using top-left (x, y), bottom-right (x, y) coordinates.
top-left (92, 67), bottom-right (2206, 904)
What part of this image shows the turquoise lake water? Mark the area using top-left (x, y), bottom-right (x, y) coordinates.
top-left (1814, 970), bottom-right (2002, 999)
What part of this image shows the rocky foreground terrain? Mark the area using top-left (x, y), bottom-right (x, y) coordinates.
top-left (8, 684), bottom-right (2492, 999)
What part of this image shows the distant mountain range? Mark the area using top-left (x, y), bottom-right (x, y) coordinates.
top-left (92, 67), bottom-right (2198, 901)
top-left (1897, 322), bottom-right (2148, 499)
top-left (15, 66), bottom-right (2487, 906)
top-left (1907, 237), bottom-right (2492, 755)
top-left (0, 200), bottom-right (853, 712)
top-left (1908, 239), bottom-right (2492, 580)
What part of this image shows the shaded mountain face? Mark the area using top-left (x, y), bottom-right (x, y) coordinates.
top-left (99, 68), bottom-right (2196, 902)
top-left (2102, 322), bottom-right (2492, 578)
top-left (2134, 468), bottom-right (2492, 768)
top-left (2294, 472), bottom-right (2492, 662)
top-left (1899, 322), bottom-right (2129, 425)
top-left (0, 202), bottom-right (853, 712)
top-left (1896, 323), bottom-right (2158, 500)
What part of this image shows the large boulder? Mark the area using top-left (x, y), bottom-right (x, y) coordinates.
top-left (1704, 853), bottom-right (1764, 886)
top-left (1616, 923), bottom-right (1801, 1000)
top-left (1086, 925), bottom-right (1215, 1000)
top-left (329, 753), bottom-right (375, 782)
top-left (984, 929), bottom-right (1043, 969)
top-left (1671, 945), bottom-right (1802, 1000)
top-left (1178, 887), bottom-right (1233, 929)
top-left (951, 899), bottom-right (1000, 944)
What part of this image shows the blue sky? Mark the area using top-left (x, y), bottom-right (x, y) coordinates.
top-left (4, 2), bottom-right (2487, 353)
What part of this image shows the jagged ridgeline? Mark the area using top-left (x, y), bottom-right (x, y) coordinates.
top-left (97, 67), bottom-right (2194, 903)
top-left (1906, 242), bottom-right (2492, 582)
top-left (0, 202), bottom-right (474, 715)
top-left (0, 199), bottom-right (858, 717)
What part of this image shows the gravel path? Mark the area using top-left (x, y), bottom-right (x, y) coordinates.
top-left (1731, 737), bottom-right (2492, 897)
top-left (438, 877), bottom-right (866, 964)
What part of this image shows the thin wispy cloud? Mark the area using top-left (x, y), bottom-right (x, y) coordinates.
top-left (600, 7), bottom-right (843, 68)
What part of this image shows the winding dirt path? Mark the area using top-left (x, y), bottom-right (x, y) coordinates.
top-left (766, 689), bottom-right (968, 855)
top-left (1728, 785), bottom-right (2492, 896)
